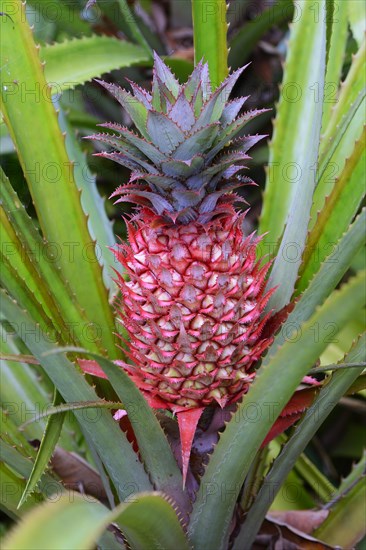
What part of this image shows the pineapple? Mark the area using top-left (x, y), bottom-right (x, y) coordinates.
top-left (89, 54), bottom-right (275, 480)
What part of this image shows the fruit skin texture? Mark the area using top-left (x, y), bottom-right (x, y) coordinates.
top-left (113, 209), bottom-right (274, 413)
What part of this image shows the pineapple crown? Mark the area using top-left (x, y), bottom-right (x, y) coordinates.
top-left (88, 53), bottom-right (268, 224)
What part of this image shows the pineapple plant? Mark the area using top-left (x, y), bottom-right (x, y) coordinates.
top-left (87, 54), bottom-right (276, 478)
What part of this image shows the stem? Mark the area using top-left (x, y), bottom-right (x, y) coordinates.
top-left (192, 0), bottom-right (229, 88)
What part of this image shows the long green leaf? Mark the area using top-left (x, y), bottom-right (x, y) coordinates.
top-left (269, 209), bottom-right (366, 356)
top-left (0, 175), bottom-right (54, 322)
top-left (322, 0), bottom-right (349, 129)
top-left (41, 36), bottom-right (149, 93)
top-left (320, 37), bottom-right (365, 155)
top-left (0, 1), bottom-right (116, 356)
top-left (192, 0), bottom-right (228, 88)
top-left (1, 409), bottom-right (38, 459)
top-left (27, 0), bottom-right (91, 39)
top-left (293, 449), bottom-right (336, 504)
top-left (298, 131), bottom-right (365, 291)
top-left (18, 391), bottom-right (65, 508)
top-left (20, 401), bottom-right (123, 427)
top-left (233, 334), bottom-right (366, 549)
top-left (0, 290), bottom-right (152, 501)
top-left (0, 440), bottom-right (62, 496)
top-left (348, 0), bottom-right (366, 47)
top-left (3, 492), bottom-right (190, 550)
top-left (0, 464), bottom-right (41, 520)
top-left (0, 325), bottom-right (49, 440)
top-left (311, 37), bottom-right (366, 220)
top-left (335, 452), bottom-right (366, 497)
top-left (89, 354), bottom-right (188, 512)
top-left (0, 168), bottom-right (103, 352)
top-left (0, 328), bottom-right (84, 451)
top-left (259, 0), bottom-right (326, 311)
top-left (0, 254), bottom-right (53, 336)
top-left (314, 474), bottom-right (366, 547)
top-left (57, 108), bottom-right (117, 294)
top-left (188, 272), bottom-right (365, 550)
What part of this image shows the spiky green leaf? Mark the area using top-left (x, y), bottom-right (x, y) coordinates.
top-left (0, 2), bottom-right (116, 356)
top-left (0, 291), bottom-right (152, 501)
top-left (262, 0), bottom-right (327, 311)
top-left (41, 36), bottom-right (149, 93)
top-left (234, 334), bottom-right (366, 549)
top-left (3, 492), bottom-right (190, 550)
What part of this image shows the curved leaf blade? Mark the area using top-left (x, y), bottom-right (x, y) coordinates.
top-left (0, 290), bottom-right (152, 501)
top-left (234, 334), bottom-right (366, 549)
top-left (314, 472), bottom-right (366, 547)
top-left (0, 1), bottom-right (116, 356)
top-left (312, 38), bottom-right (366, 220)
top-left (270, 209), bottom-right (366, 356)
top-left (259, 1), bottom-right (327, 311)
top-left (88, 354), bottom-right (188, 513)
top-left (57, 108), bottom-right (117, 294)
top-left (3, 492), bottom-right (190, 550)
top-left (298, 130), bottom-right (365, 291)
top-left (348, 0), bottom-right (366, 47)
top-left (0, 168), bottom-right (103, 353)
top-left (322, 0), bottom-right (349, 129)
top-left (18, 391), bottom-right (65, 508)
top-left (41, 36), bottom-right (149, 93)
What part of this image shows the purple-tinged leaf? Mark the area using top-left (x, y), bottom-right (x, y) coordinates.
top-left (96, 79), bottom-right (149, 138)
top-left (183, 149), bottom-right (249, 190)
top-left (86, 132), bottom-right (147, 159)
top-left (200, 62), bottom-right (211, 101)
top-left (151, 75), bottom-right (162, 111)
top-left (184, 61), bottom-right (205, 101)
top-left (207, 110), bottom-right (269, 160)
top-left (172, 123), bottom-right (220, 160)
top-left (155, 75), bottom-right (176, 106)
top-left (153, 52), bottom-right (180, 98)
top-left (199, 190), bottom-right (228, 213)
top-left (174, 207), bottom-right (197, 224)
top-left (225, 134), bottom-right (267, 155)
top-left (127, 79), bottom-right (152, 109)
top-left (103, 128), bottom-right (166, 165)
top-left (97, 121), bottom-right (124, 133)
top-left (147, 111), bottom-right (185, 154)
top-left (133, 190), bottom-right (175, 214)
top-left (199, 183), bottom-right (242, 214)
top-left (141, 174), bottom-right (182, 190)
top-left (97, 151), bottom-right (158, 174)
top-left (114, 189), bottom-right (174, 214)
top-left (168, 93), bottom-right (195, 132)
top-left (203, 150), bottom-right (251, 176)
top-left (221, 165), bottom-right (249, 179)
top-left (220, 96), bottom-right (249, 126)
top-left (172, 187), bottom-right (205, 208)
top-left (161, 156), bottom-right (205, 179)
top-left (193, 65), bottom-right (249, 131)
top-left (193, 83), bottom-right (203, 117)
top-left (99, 123), bottom-right (166, 165)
